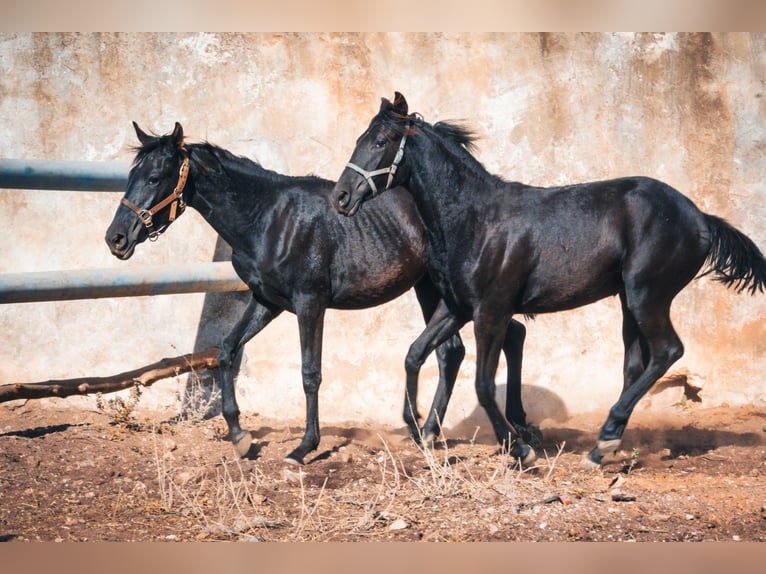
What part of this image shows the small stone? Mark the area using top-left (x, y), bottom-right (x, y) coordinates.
top-left (282, 468), bottom-right (302, 484)
top-left (389, 518), bottom-right (409, 531)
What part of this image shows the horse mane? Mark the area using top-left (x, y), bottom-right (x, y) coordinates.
top-left (131, 132), bottom-right (327, 187)
top-left (412, 116), bottom-right (507, 187)
top-left (378, 106), bottom-right (503, 187)
top-left (432, 121), bottom-right (479, 153)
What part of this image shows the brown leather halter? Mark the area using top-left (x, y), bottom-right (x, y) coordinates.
top-left (120, 149), bottom-right (190, 241)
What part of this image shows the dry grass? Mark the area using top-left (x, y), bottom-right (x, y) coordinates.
top-left (147, 418), bottom-right (571, 541)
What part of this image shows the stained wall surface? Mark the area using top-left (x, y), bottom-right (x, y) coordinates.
top-left (1, 33), bottom-right (764, 431)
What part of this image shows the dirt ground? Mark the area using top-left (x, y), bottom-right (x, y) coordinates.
top-left (1, 393), bottom-right (765, 542)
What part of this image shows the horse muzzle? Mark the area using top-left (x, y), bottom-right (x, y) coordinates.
top-left (105, 217), bottom-right (142, 260)
top-left (335, 189), bottom-right (364, 217)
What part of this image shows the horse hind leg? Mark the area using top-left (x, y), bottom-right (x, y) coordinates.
top-left (620, 291), bottom-right (650, 392)
top-left (582, 297), bottom-right (684, 468)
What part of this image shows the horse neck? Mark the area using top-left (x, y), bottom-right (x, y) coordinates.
top-left (185, 155), bottom-right (278, 249)
top-left (406, 135), bottom-right (481, 247)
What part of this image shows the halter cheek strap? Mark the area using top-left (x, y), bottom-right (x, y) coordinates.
top-left (345, 128), bottom-right (409, 197)
top-left (121, 150), bottom-right (190, 241)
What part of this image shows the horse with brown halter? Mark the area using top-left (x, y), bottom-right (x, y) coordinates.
top-left (334, 92), bottom-right (766, 467)
top-left (106, 122), bottom-right (477, 464)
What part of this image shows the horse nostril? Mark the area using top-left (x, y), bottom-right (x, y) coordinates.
top-left (337, 191), bottom-right (350, 208)
top-left (110, 233), bottom-right (127, 250)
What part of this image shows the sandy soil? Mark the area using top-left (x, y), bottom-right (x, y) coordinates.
top-left (1, 396), bottom-right (765, 542)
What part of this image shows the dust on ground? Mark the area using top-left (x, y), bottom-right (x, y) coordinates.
top-left (1, 398), bottom-right (765, 542)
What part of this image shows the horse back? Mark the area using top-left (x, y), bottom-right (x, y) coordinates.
top-left (464, 177), bottom-right (710, 314)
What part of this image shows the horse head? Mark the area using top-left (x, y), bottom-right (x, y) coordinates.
top-left (105, 122), bottom-right (190, 259)
top-left (335, 92), bottom-right (414, 216)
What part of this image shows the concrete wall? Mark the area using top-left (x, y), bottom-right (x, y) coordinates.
top-left (1, 33), bottom-right (764, 433)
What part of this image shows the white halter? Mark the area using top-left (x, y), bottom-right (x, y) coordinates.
top-left (344, 129), bottom-right (409, 197)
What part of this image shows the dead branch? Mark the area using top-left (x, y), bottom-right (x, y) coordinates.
top-left (0, 346), bottom-right (219, 403)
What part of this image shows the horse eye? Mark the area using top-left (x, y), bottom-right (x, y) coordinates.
top-left (374, 139), bottom-right (387, 148)
top-left (147, 176), bottom-right (159, 186)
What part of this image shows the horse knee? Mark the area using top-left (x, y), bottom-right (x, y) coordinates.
top-left (301, 367), bottom-right (322, 393)
top-left (217, 345), bottom-right (237, 372)
top-left (475, 381), bottom-right (496, 409)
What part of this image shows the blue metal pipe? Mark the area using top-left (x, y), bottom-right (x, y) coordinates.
top-left (0, 262), bottom-right (249, 304)
top-left (0, 159), bottom-right (129, 191)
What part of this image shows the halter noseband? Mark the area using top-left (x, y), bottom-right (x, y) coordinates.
top-left (121, 148), bottom-right (190, 241)
top-left (344, 126), bottom-right (409, 197)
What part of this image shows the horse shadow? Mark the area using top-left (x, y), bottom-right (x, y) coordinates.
top-left (445, 383), bottom-right (570, 445)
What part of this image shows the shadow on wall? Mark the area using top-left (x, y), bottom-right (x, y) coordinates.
top-left (181, 236), bottom-right (250, 419)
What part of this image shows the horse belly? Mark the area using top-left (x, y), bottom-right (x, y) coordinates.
top-left (517, 254), bottom-right (622, 314)
top-left (330, 254), bottom-right (426, 309)
top-left (330, 194), bottom-right (429, 309)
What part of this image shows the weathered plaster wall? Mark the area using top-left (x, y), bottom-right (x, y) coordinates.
top-left (1, 33), bottom-right (764, 433)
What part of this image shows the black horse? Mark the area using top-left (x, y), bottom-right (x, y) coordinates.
top-left (334, 92), bottom-right (766, 467)
top-left (105, 122), bottom-right (476, 465)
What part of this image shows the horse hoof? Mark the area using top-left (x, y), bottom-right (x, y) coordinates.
top-left (510, 444), bottom-right (536, 466)
top-left (232, 432), bottom-right (253, 458)
top-left (580, 446), bottom-right (603, 470)
top-left (521, 445), bottom-right (537, 466)
top-left (579, 455), bottom-right (601, 470)
top-left (284, 446), bottom-right (307, 466)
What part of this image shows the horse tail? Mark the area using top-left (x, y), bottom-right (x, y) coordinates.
top-left (702, 214), bottom-right (766, 294)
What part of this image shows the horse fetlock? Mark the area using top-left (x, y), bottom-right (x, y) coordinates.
top-left (516, 422), bottom-right (543, 450)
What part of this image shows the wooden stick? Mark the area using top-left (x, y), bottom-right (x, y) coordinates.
top-left (0, 347), bottom-right (219, 403)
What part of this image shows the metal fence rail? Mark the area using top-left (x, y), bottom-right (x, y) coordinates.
top-left (0, 159), bottom-right (248, 303)
top-left (0, 159), bottom-right (130, 191)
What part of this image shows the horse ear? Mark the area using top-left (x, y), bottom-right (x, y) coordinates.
top-left (133, 121), bottom-right (152, 145)
top-left (392, 92), bottom-right (408, 115)
top-left (172, 122), bottom-right (184, 147)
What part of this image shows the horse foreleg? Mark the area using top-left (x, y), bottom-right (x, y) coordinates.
top-left (284, 298), bottom-right (326, 465)
top-left (418, 334), bottom-right (465, 442)
top-left (413, 280), bottom-right (466, 443)
top-left (404, 301), bottom-right (466, 445)
top-left (502, 319), bottom-right (542, 449)
top-left (474, 317), bottom-right (536, 466)
top-left (219, 298), bottom-right (281, 457)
